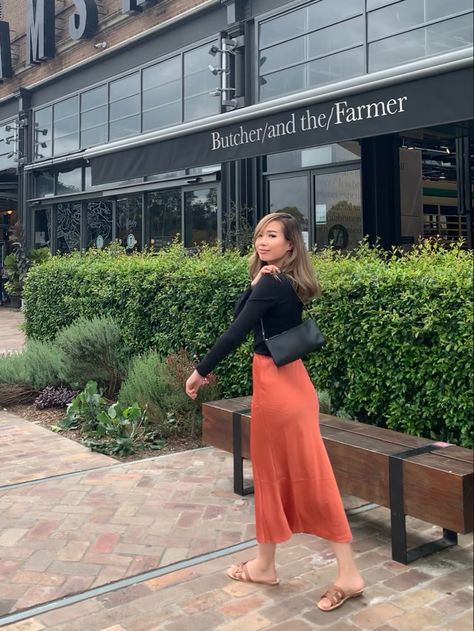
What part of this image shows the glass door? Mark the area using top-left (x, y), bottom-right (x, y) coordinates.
top-left (147, 189), bottom-right (181, 249)
top-left (183, 185), bottom-right (219, 248)
top-left (313, 167), bottom-right (362, 250)
top-left (267, 173), bottom-right (311, 248)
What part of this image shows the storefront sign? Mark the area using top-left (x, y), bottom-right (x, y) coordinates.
top-left (90, 67), bottom-right (474, 186)
top-left (209, 97), bottom-right (408, 152)
top-left (27, 0), bottom-right (55, 65)
top-left (69, 0), bottom-right (99, 41)
top-left (1, 0), bottom-right (156, 74)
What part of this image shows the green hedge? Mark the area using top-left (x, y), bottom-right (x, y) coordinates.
top-left (23, 241), bottom-right (473, 447)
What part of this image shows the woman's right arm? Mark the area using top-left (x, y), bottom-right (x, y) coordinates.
top-left (194, 274), bottom-right (280, 378)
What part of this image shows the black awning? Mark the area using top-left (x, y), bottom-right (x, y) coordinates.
top-left (91, 66), bottom-right (473, 186)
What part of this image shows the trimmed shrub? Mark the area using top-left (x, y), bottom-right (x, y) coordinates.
top-left (55, 316), bottom-right (127, 396)
top-left (23, 240), bottom-right (473, 447)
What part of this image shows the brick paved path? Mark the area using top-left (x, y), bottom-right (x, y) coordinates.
top-left (1, 527), bottom-right (472, 631)
top-left (0, 308), bottom-right (24, 355)
top-left (0, 413), bottom-right (114, 485)
top-left (0, 411), bottom-right (472, 630)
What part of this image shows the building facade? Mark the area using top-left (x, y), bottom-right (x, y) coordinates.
top-left (0, 0), bottom-right (472, 269)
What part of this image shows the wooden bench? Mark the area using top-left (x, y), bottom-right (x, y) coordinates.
top-left (202, 396), bottom-right (473, 565)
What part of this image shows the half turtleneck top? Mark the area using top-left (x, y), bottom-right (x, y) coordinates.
top-left (196, 273), bottom-right (303, 377)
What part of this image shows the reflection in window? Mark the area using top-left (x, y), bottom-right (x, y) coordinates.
top-left (259, 0), bottom-right (364, 100)
top-left (34, 209), bottom-right (51, 249)
top-left (369, 15), bottom-right (472, 71)
top-left (184, 43), bottom-right (220, 121)
top-left (307, 0), bottom-right (364, 30)
top-left (268, 176), bottom-right (309, 247)
top-left (34, 107), bottom-right (52, 159)
top-left (368, 0), bottom-right (473, 41)
top-left (56, 203), bottom-right (81, 253)
top-left (184, 187), bottom-right (218, 247)
top-left (143, 57), bottom-right (181, 132)
top-left (314, 170), bottom-right (362, 251)
top-left (54, 96), bottom-right (79, 155)
top-left (0, 121), bottom-right (17, 171)
top-left (81, 85), bottom-right (108, 148)
top-left (86, 200), bottom-right (113, 248)
top-left (57, 168), bottom-right (82, 195)
top-left (34, 171), bottom-right (55, 197)
top-left (147, 189), bottom-right (181, 249)
top-left (117, 195), bottom-right (142, 250)
top-left (110, 73), bottom-right (141, 141)
top-left (308, 48), bottom-right (364, 89)
top-left (266, 143), bottom-right (361, 173)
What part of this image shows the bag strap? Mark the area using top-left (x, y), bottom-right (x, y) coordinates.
top-left (260, 273), bottom-right (309, 341)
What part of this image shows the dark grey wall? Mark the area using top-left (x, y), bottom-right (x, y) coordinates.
top-left (0, 98), bottom-right (18, 123)
top-left (30, 4), bottom-right (228, 108)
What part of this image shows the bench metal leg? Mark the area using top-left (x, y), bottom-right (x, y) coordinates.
top-left (389, 445), bottom-right (458, 564)
top-left (232, 410), bottom-right (253, 496)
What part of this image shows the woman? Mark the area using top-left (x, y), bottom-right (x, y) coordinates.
top-left (185, 212), bottom-right (364, 612)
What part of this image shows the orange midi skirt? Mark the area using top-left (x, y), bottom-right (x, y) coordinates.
top-left (251, 353), bottom-right (352, 544)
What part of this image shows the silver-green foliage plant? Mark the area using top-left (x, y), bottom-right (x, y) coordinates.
top-left (55, 316), bottom-right (127, 396)
top-left (0, 340), bottom-right (63, 388)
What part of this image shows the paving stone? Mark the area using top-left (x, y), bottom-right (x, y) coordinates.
top-left (382, 568), bottom-right (433, 591)
top-left (1, 620), bottom-right (46, 631)
top-left (443, 610), bottom-right (474, 631)
top-left (388, 606), bottom-right (444, 630)
top-left (213, 613), bottom-right (271, 631)
top-left (265, 621), bottom-right (313, 631)
top-left (350, 602), bottom-right (405, 630)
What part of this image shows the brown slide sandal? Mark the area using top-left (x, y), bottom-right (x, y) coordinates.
top-left (227, 561), bottom-right (280, 586)
top-left (317, 584), bottom-right (364, 611)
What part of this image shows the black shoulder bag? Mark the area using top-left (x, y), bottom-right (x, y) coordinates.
top-left (260, 275), bottom-right (325, 367)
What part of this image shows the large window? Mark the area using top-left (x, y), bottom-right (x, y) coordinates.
top-left (33, 208), bottom-right (51, 249)
top-left (34, 108), bottom-right (53, 159)
top-left (259, 0), bottom-right (364, 100)
top-left (81, 86), bottom-right (108, 148)
top-left (116, 195), bottom-right (143, 250)
top-left (147, 189), bottom-right (181, 249)
top-left (0, 120), bottom-right (17, 171)
top-left (368, 0), bottom-right (473, 72)
top-left (110, 73), bottom-right (141, 141)
top-left (184, 43), bottom-right (220, 121)
top-left (32, 41), bottom-right (219, 161)
top-left (259, 0), bottom-right (473, 100)
top-left (56, 203), bottom-right (81, 253)
top-left (86, 200), bottom-right (113, 249)
top-left (143, 57), bottom-right (181, 132)
top-left (183, 187), bottom-right (218, 247)
top-left (54, 97), bottom-right (79, 155)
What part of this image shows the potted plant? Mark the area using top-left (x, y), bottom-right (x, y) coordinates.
top-left (4, 222), bottom-right (50, 309)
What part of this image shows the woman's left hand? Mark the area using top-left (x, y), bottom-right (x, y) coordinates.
top-left (185, 370), bottom-right (208, 400)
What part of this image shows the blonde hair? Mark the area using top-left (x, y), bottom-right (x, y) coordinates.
top-left (249, 212), bottom-right (321, 303)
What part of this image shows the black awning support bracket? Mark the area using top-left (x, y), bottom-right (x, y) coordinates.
top-left (389, 444), bottom-right (458, 564)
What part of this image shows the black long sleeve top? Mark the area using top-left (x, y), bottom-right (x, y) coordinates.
top-left (196, 274), bottom-right (303, 377)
